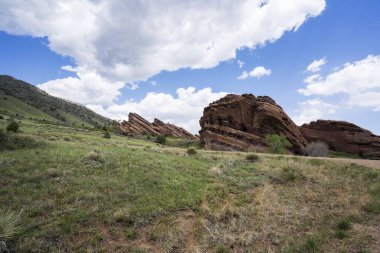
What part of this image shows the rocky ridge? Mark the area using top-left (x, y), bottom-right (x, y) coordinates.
top-left (120, 113), bottom-right (196, 139)
top-left (300, 120), bottom-right (380, 159)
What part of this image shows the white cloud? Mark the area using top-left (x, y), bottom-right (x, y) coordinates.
top-left (250, 66), bottom-right (272, 78)
top-left (0, 0), bottom-right (325, 99)
top-left (298, 55), bottom-right (380, 113)
top-left (238, 66), bottom-right (272, 80)
top-left (150, 81), bottom-right (157, 86)
top-left (237, 71), bottom-right (249, 80)
top-left (88, 87), bottom-right (228, 134)
top-left (237, 60), bottom-right (245, 69)
top-left (305, 57), bottom-right (326, 73)
top-left (38, 67), bottom-right (124, 106)
top-left (292, 98), bottom-right (338, 125)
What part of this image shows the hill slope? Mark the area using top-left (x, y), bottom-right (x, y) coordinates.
top-left (0, 75), bottom-right (111, 128)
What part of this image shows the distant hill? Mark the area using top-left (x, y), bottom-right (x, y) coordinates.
top-left (0, 75), bottom-right (111, 128)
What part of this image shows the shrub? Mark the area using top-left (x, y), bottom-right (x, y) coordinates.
top-left (281, 161), bottom-right (303, 183)
top-left (265, 134), bottom-right (291, 154)
top-left (103, 131), bottom-right (111, 139)
top-left (337, 218), bottom-right (352, 230)
top-left (187, 147), bottom-right (197, 155)
top-left (126, 228), bottom-right (138, 239)
top-left (0, 130), bottom-right (44, 151)
top-left (335, 230), bottom-right (347, 239)
top-left (102, 126), bottom-right (108, 132)
top-left (303, 141), bottom-right (329, 157)
top-left (0, 115), bottom-right (4, 119)
top-left (6, 121), bottom-right (19, 133)
top-left (156, 135), bottom-right (166, 145)
top-left (245, 153), bottom-right (259, 162)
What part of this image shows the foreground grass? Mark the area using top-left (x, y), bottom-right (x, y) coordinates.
top-left (1, 119), bottom-right (380, 252)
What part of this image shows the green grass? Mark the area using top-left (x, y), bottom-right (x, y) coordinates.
top-left (0, 95), bottom-right (56, 121)
top-left (0, 119), bottom-right (379, 252)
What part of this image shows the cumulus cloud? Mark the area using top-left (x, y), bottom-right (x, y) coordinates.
top-left (39, 67), bottom-right (124, 106)
top-left (292, 98), bottom-right (338, 125)
top-left (305, 57), bottom-right (326, 73)
top-left (238, 66), bottom-right (272, 80)
top-left (0, 0), bottom-right (326, 132)
top-left (1, 0), bottom-right (325, 99)
top-left (298, 55), bottom-right (380, 113)
top-left (88, 87), bottom-right (228, 134)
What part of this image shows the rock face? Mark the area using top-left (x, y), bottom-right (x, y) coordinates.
top-left (199, 94), bottom-right (306, 153)
top-left (300, 120), bottom-right (380, 159)
top-left (119, 113), bottom-right (196, 139)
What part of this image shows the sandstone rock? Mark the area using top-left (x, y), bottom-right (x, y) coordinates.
top-left (119, 113), bottom-right (196, 139)
top-left (199, 94), bottom-right (306, 153)
top-left (300, 120), bottom-right (380, 159)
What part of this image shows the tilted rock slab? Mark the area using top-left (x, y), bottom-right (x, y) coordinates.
top-left (119, 113), bottom-right (196, 139)
top-left (199, 94), bottom-right (306, 153)
top-left (300, 120), bottom-right (380, 159)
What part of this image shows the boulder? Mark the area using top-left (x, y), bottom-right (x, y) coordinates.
top-left (119, 113), bottom-right (196, 139)
top-left (199, 94), bottom-right (306, 153)
top-left (300, 120), bottom-right (380, 159)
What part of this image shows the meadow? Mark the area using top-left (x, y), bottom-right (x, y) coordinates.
top-left (1, 117), bottom-right (380, 252)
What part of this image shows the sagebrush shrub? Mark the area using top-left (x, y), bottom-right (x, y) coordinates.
top-left (0, 130), bottom-right (44, 151)
top-left (156, 135), bottom-right (166, 145)
top-left (103, 131), bottom-right (111, 139)
top-left (187, 147), bottom-right (197, 155)
top-left (245, 153), bottom-right (259, 162)
top-left (6, 121), bottom-right (19, 133)
top-left (265, 134), bottom-right (292, 154)
top-left (303, 141), bottom-right (329, 157)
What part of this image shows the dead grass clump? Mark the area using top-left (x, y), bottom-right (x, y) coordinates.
top-left (86, 150), bottom-right (104, 162)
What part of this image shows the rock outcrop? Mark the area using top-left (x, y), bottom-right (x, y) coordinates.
top-left (300, 120), bottom-right (380, 159)
top-left (199, 94), bottom-right (306, 153)
top-left (120, 113), bottom-right (196, 139)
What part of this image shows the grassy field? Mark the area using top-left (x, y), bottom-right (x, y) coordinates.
top-left (1, 118), bottom-right (380, 252)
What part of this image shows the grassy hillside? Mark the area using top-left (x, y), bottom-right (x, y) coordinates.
top-left (1, 118), bottom-right (379, 252)
top-left (0, 75), bottom-right (111, 128)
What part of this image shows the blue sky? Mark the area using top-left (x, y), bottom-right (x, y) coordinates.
top-left (0, 0), bottom-right (379, 134)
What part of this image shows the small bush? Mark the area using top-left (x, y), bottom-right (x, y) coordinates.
top-left (0, 130), bottom-right (44, 151)
top-left (245, 153), bottom-right (259, 162)
top-left (216, 245), bottom-right (230, 253)
top-left (0, 115), bottom-right (4, 119)
top-left (156, 135), bottom-right (166, 145)
top-left (103, 131), bottom-right (111, 139)
top-left (126, 228), bottom-right (138, 239)
top-left (187, 147), bottom-right (197, 155)
top-left (281, 161), bottom-right (303, 183)
top-left (337, 218), bottom-right (352, 230)
top-left (265, 134), bottom-right (292, 154)
top-left (303, 141), bottom-right (329, 157)
top-left (6, 121), bottom-right (19, 133)
top-left (335, 230), bottom-right (347, 239)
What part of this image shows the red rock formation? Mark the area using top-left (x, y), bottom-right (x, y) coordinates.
top-left (119, 113), bottom-right (196, 139)
top-left (199, 94), bottom-right (306, 153)
top-left (300, 120), bottom-right (380, 159)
